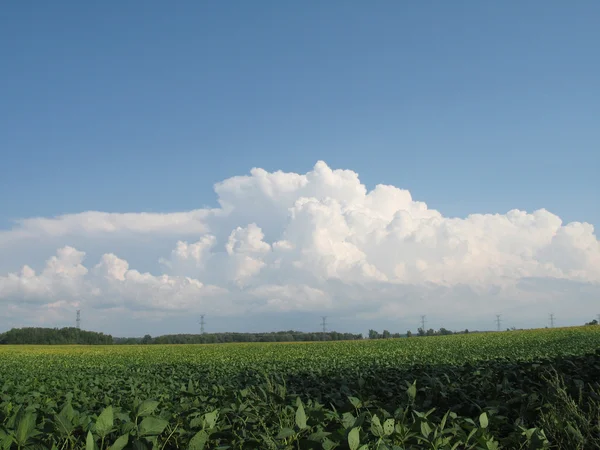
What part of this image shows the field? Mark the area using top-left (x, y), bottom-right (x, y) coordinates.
top-left (1, 327), bottom-right (600, 449)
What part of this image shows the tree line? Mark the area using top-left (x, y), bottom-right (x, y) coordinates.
top-left (0, 327), bottom-right (362, 345)
top-left (367, 327), bottom-right (461, 339)
top-left (0, 327), bottom-right (113, 345)
top-left (114, 331), bottom-right (363, 345)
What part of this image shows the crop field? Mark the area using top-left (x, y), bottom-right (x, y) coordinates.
top-left (1, 327), bottom-right (600, 449)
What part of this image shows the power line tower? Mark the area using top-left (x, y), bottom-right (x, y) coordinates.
top-left (76, 310), bottom-right (81, 329)
top-left (420, 315), bottom-right (426, 331)
top-left (495, 314), bottom-right (502, 332)
top-left (320, 316), bottom-right (328, 333)
top-left (199, 314), bottom-right (206, 334)
top-left (549, 313), bottom-right (555, 328)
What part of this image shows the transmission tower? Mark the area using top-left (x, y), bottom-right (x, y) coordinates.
top-left (76, 310), bottom-right (81, 329)
top-left (199, 314), bottom-right (205, 334)
top-left (549, 313), bottom-right (555, 328)
top-left (420, 315), bottom-right (426, 331)
top-left (320, 316), bottom-right (328, 333)
top-left (495, 314), bottom-right (502, 332)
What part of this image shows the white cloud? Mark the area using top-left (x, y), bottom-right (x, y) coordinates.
top-left (1, 161), bottom-right (599, 333)
top-left (0, 210), bottom-right (213, 246)
top-left (249, 284), bottom-right (332, 312)
top-left (159, 235), bottom-right (217, 275)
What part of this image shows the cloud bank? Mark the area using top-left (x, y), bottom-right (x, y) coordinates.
top-left (1, 161), bottom-right (599, 333)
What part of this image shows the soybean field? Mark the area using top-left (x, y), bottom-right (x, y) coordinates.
top-left (1, 327), bottom-right (600, 449)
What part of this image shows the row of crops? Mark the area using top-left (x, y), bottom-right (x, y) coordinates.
top-left (1, 327), bottom-right (600, 449)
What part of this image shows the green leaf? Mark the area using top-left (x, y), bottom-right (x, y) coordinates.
top-left (407, 380), bottom-right (417, 401)
top-left (188, 430), bottom-right (209, 450)
top-left (15, 412), bottom-right (37, 446)
top-left (189, 416), bottom-right (203, 429)
top-left (0, 430), bottom-right (13, 450)
top-left (138, 416), bottom-right (169, 436)
top-left (295, 401), bottom-right (307, 429)
top-left (342, 412), bottom-right (356, 430)
top-left (95, 406), bottom-right (114, 438)
top-left (108, 434), bottom-right (129, 450)
top-left (308, 430), bottom-right (330, 441)
top-left (204, 410), bottom-right (218, 429)
top-left (421, 421), bottom-right (432, 439)
top-left (348, 427), bottom-right (360, 450)
top-left (276, 428), bottom-right (295, 439)
top-left (86, 431), bottom-right (95, 450)
top-left (136, 400), bottom-right (159, 418)
top-left (383, 418), bottom-right (394, 436)
top-left (370, 415), bottom-right (384, 437)
top-left (348, 396), bottom-right (362, 409)
top-left (486, 441), bottom-right (499, 450)
top-left (54, 403), bottom-right (76, 436)
top-left (322, 438), bottom-right (337, 450)
top-left (479, 412), bottom-right (489, 429)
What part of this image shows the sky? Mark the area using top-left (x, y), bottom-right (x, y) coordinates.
top-left (1, 1), bottom-right (599, 337)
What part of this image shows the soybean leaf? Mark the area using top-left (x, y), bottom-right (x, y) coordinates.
top-left (204, 410), bottom-right (218, 430)
top-left (139, 417), bottom-right (169, 436)
top-left (479, 412), bottom-right (489, 429)
top-left (95, 406), bottom-right (114, 438)
top-left (86, 431), bottom-right (95, 450)
top-left (188, 431), bottom-right (209, 450)
top-left (108, 434), bottom-right (129, 450)
top-left (407, 381), bottom-right (417, 402)
top-left (295, 401), bottom-right (307, 430)
top-left (276, 428), bottom-right (295, 439)
top-left (15, 412), bottom-right (38, 446)
top-left (348, 427), bottom-right (360, 450)
top-left (136, 400), bottom-right (159, 418)
top-left (371, 415), bottom-right (383, 437)
top-left (383, 418), bottom-right (394, 436)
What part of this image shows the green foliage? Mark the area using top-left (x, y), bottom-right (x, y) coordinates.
top-left (0, 327), bottom-right (112, 345)
top-left (0, 327), bottom-right (598, 448)
top-left (116, 330), bottom-right (364, 345)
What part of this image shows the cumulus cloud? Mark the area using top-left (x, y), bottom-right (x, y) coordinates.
top-left (1, 161), bottom-right (599, 332)
top-left (0, 210), bottom-right (213, 246)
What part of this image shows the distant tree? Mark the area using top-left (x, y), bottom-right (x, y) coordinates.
top-left (382, 330), bottom-right (391, 339)
top-left (585, 319), bottom-right (598, 326)
top-left (464, 329), bottom-right (469, 334)
top-left (417, 327), bottom-right (425, 337)
top-left (368, 329), bottom-right (379, 339)
top-left (426, 328), bottom-right (435, 336)
top-left (406, 330), bottom-right (412, 338)
top-left (0, 327), bottom-right (112, 345)
top-left (118, 331), bottom-right (363, 345)
top-left (438, 328), bottom-right (453, 336)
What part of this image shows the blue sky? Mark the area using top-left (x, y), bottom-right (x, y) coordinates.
top-left (1, 2), bottom-right (599, 335)
top-left (2, 1), bottom-right (599, 226)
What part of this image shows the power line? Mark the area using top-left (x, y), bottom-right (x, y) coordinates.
top-left (495, 314), bottom-right (502, 332)
top-left (199, 314), bottom-right (206, 334)
top-left (549, 313), bottom-right (555, 328)
top-left (76, 310), bottom-right (81, 329)
top-left (320, 316), bottom-right (328, 333)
